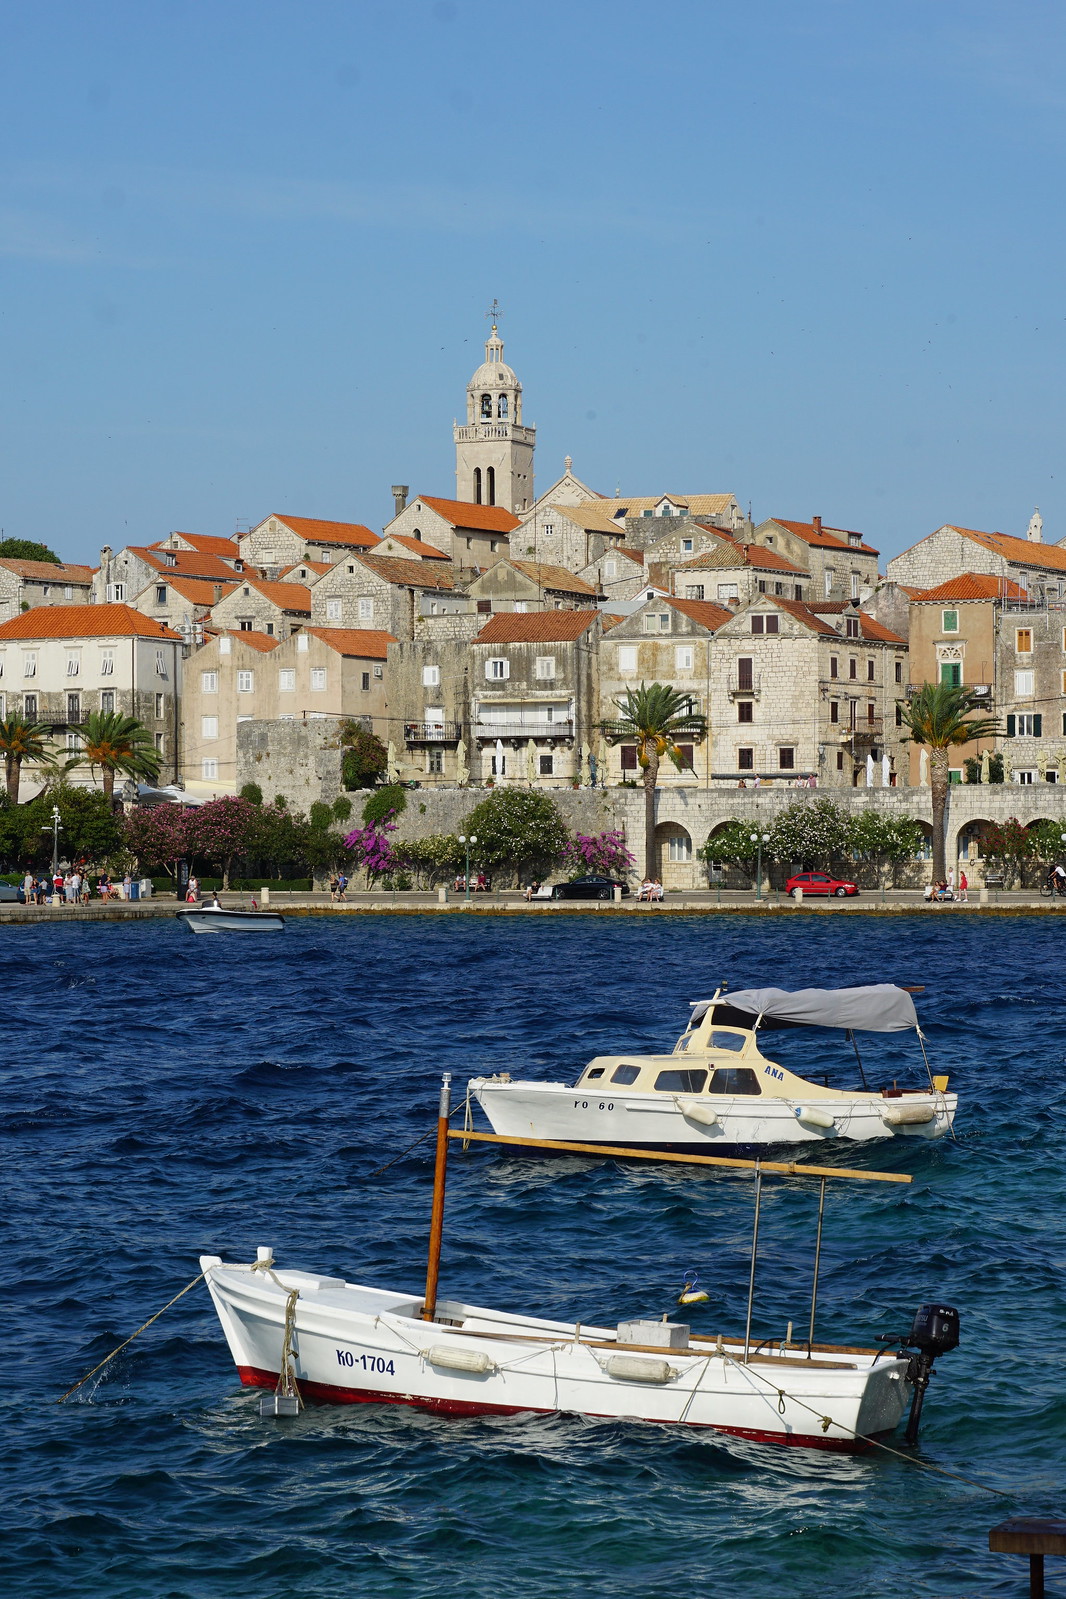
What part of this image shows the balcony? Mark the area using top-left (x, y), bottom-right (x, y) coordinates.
top-left (404, 721), bottom-right (462, 744)
top-left (841, 715), bottom-right (884, 741)
top-left (727, 675), bottom-right (760, 700)
top-left (475, 719), bottom-right (574, 741)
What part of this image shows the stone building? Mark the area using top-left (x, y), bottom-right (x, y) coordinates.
top-left (179, 631), bottom-right (280, 796)
top-left (994, 602), bottom-right (1066, 785)
top-left (468, 610), bottom-right (605, 785)
top-left (237, 514), bottom-right (379, 573)
top-left (0, 603), bottom-right (183, 789)
top-left (0, 558), bottom-right (95, 622)
top-left (753, 517), bottom-right (879, 601)
top-left (309, 553), bottom-right (462, 637)
top-left (515, 498), bottom-right (627, 573)
top-left (259, 627), bottom-right (393, 732)
top-left (154, 531), bottom-right (242, 563)
top-left (389, 627), bottom-right (478, 786)
top-left (464, 559), bottom-right (601, 615)
top-left (452, 320), bottom-right (536, 513)
top-left (670, 542), bottom-right (809, 607)
top-left (95, 542), bottom-right (244, 606)
top-left (577, 545), bottom-right (649, 607)
top-left (380, 494), bottom-right (519, 573)
top-left (129, 574), bottom-right (238, 635)
top-left (208, 577), bottom-right (312, 640)
top-left (581, 494), bottom-right (746, 540)
top-left (887, 517), bottom-right (1066, 598)
top-left (706, 596), bottom-right (908, 789)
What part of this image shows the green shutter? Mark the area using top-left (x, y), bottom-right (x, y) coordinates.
top-left (940, 662), bottom-right (961, 687)
top-left (1006, 714), bottom-right (1016, 737)
top-left (1034, 713), bottom-right (1043, 737)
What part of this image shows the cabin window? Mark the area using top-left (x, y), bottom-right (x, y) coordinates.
top-left (584, 1067), bottom-right (606, 1080)
top-left (611, 1064), bottom-right (641, 1084)
top-left (654, 1069), bottom-right (708, 1093)
top-left (708, 1067), bottom-right (761, 1095)
top-left (708, 1031), bottom-right (747, 1052)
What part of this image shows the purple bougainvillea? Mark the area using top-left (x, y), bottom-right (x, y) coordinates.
top-left (561, 830), bottom-right (635, 881)
top-left (344, 812), bottom-right (402, 881)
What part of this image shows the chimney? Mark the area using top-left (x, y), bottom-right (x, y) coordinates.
top-left (812, 516), bottom-right (822, 536)
top-left (212, 584), bottom-right (223, 605)
top-left (1027, 507), bottom-right (1044, 543)
top-left (391, 484), bottom-right (409, 517)
top-left (101, 545), bottom-right (112, 564)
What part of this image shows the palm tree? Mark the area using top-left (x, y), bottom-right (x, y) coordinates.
top-left (76, 710), bottom-right (163, 802)
top-left (898, 682), bottom-right (1001, 881)
top-left (602, 683), bottom-right (706, 878)
top-left (0, 716), bottom-right (54, 803)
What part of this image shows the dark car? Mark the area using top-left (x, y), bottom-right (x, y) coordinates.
top-left (785, 871), bottom-right (859, 898)
top-left (551, 875), bottom-right (631, 901)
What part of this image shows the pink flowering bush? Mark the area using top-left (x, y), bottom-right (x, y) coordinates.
top-left (344, 812), bottom-right (403, 882)
top-left (122, 804), bottom-right (190, 872)
top-left (561, 830), bottom-right (635, 882)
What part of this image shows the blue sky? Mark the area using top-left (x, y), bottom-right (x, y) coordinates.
top-left (1, 1), bottom-right (1064, 566)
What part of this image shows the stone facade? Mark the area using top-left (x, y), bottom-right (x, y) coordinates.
top-left (309, 553), bottom-right (462, 638)
top-left (453, 324), bottom-right (535, 513)
top-left (237, 515), bottom-right (378, 572)
top-left (0, 559), bottom-right (94, 624)
top-left (236, 717), bottom-right (348, 814)
top-left (388, 635), bottom-right (475, 786)
top-left (464, 559), bottom-right (600, 614)
top-left (887, 524), bottom-right (1066, 599)
top-left (753, 518), bottom-right (879, 602)
top-left (179, 632), bottom-right (280, 795)
top-left (382, 496), bottom-right (518, 573)
top-left (208, 578), bottom-right (311, 641)
top-left (995, 604), bottom-right (1066, 783)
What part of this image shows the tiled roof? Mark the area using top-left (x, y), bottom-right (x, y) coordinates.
top-left (474, 610), bottom-right (600, 645)
top-left (507, 560), bottom-right (599, 595)
top-left (910, 572), bottom-right (1030, 602)
top-left (152, 533), bottom-right (239, 557)
top-left (372, 534), bottom-right (450, 560)
top-left (943, 526), bottom-right (1066, 575)
top-left (553, 504), bottom-right (632, 536)
top-left (676, 544), bottom-right (806, 575)
top-left (856, 614), bottom-right (906, 644)
top-left (767, 597), bottom-right (842, 637)
top-left (616, 547), bottom-right (646, 566)
top-left (664, 597), bottom-right (734, 631)
top-left (302, 627), bottom-right (397, 659)
top-left (272, 516), bottom-right (380, 548)
top-left (601, 614), bottom-right (625, 631)
top-left (279, 562), bottom-right (332, 579)
top-left (351, 554), bottom-right (456, 590)
top-left (224, 578), bottom-right (312, 611)
top-left (152, 576), bottom-right (238, 606)
top-left (414, 496), bottom-right (520, 533)
top-left (0, 558), bottom-right (95, 583)
top-left (132, 546), bottom-right (241, 581)
top-left (587, 493), bottom-right (737, 518)
top-left (0, 603), bottom-right (183, 640)
top-left (769, 519), bottom-right (879, 556)
top-left (226, 630), bottom-right (280, 652)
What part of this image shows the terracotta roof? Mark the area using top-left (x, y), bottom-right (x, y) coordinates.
top-left (226, 630), bottom-right (280, 652)
top-left (587, 493), bottom-right (738, 519)
top-left (149, 576), bottom-right (238, 606)
top-left (910, 573), bottom-right (1030, 602)
top-left (507, 560), bottom-right (599, 595)
top-left (221, 578), bottom-right (312, 612)
top-left (601, 614), bottom-right (625, 631)
top-left (302, 627), bottom-right (397, 659)
top-left (856, 614), bottom-right (907, 644)
top-left (765, 597), bottom-right (841, 637)
top-left (151, 533), bottom-right (239, 557)
top-left (768, 519), bottom-right (879, 556)
top-left (940, 526), bottom-right (1066, 575)
top-left (373, 534), bottom-right (450, 560)
top-left (0, 603), bottom-right (182, 640)
top-left (131, 546), bottom-right (241, 581)
top-left (474, 610), bottom-right (600, 645)
top-left (616, 547), bottom-right (646, 566)
top-left (554, 504), bottom-right (632, 536)
top-left (350, 553), bottom-right (456, 590)
top-left (279, 562), bottom-right (332, 579)
top-left (676, 544), bottom-right (806, 575)
top-left (414, 496), bottom-right (520, 533)
top-left (664, 597), bottom-right (734, 631)
top-left (270, 516), bottom-right (380, 549)
top-left (0, 558), bottom-right (95, 583)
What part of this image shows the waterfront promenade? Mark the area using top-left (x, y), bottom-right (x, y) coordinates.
top-left (3, 886), bottom-right (1065, 922)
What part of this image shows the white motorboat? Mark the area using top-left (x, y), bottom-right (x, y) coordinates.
top-left (469, 985), bottom-right (956, 1155)
top-left (201, 1077), bottom-right (960, 1454)
top-left (177, 907), bottom-right (285, 933)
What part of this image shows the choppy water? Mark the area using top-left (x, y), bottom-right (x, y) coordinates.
top-left (2, 913), bottom-right (1064, 1597)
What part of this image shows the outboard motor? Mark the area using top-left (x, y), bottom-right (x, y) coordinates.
top-left (903, 1303), bottom-right (959, 1444)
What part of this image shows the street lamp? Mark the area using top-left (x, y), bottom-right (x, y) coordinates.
top-left (750, 832), bottom-right (770, 900)
top-left (458, 833), bottom-right (477, 903)
top-left (41, 804), bottom-right (62, 877)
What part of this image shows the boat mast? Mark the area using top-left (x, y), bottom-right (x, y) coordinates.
top-left (422, 1073), bottom-right (451, 1322)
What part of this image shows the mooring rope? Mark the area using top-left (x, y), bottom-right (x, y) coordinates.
top-left (56, 1268), bottom-right (207, 1404)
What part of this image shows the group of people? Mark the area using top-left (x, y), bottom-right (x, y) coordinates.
top-left (923, 869), bottom-right (968, 904)
top-left (329, 873), bottom-right (349, 902)
top-left (21, 869), bottom-right (137, 904)
top-left (637, 878), bottom-right (665, 901)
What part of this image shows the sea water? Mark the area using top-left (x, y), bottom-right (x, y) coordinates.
top-left (2, 913), bottom-right (1063, 1598)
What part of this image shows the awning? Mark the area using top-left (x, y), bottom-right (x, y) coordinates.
top-left (690, 984), bottom-right (918, 1033)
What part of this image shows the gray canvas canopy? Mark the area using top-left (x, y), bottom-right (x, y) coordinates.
top-left (690, 984), bottom-right (919, 1033)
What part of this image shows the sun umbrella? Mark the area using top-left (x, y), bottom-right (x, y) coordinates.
top-left (881, 753), bottom-right (890, 787)
top-left (455, 740), bottom-right (468, 785)
top-left (919, 748), bottom-right (930, 786)
top-left (980, 749), bottom-right (991, 783)
top-left (387, 740), bottom-right (398, 782)
top-left (495, 738), bottom-right (505, 780)
top-left (526, 739), bottom-right (537, 784)
top-left (580, 742), bottom-right (591, 785)
top-left (866, 752), bottom-right (874, 787)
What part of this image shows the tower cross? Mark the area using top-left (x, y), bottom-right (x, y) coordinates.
top-left (485, 297), bottom-right (502, 330)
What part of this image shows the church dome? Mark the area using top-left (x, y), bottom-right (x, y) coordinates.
top-left (468, 357), bottom-right (520, 390)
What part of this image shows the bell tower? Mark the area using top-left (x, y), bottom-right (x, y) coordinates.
top-left (454, 305), bottom-right (535, 513)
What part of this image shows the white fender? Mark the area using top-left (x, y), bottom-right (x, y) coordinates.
top-left (604, 1355), bottom-right (677, 1383)
top-left (881, 1103), bottom-right (936, 1125)
top-left (426, 1345), bottom-right (496, 1374)
top-left (794, 1104), bottom-right (837, 1130)
top-left (676, 1099), bottom-right (719, 1127)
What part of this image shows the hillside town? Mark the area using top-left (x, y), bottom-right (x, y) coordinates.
top-left (2, 319), bottom-right (1065, 889)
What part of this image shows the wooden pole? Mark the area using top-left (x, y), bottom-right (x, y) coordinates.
top-left (422, 1073), bottom-right (452, 1322)
top-left (808, 1175), bottom-right (827, 1356)
top-left (743, 1165), bottom-right (762, 1362)
top-left (448, 1129), bottom-right (912, 1184)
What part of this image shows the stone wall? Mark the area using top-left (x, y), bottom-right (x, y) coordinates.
top-left (236, 719), bottom-right (346, 813)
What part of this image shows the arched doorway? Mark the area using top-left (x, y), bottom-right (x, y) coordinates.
top-left (655, 821), bottom-right (694, 890)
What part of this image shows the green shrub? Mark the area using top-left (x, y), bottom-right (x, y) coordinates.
top-left (309, 801), bottom-right (333, 831)
top-left (239, 782), bottom-right (263, 804)
top-left (363, 784), bottom-right (408, 825)
top-left (332, 796), bottom-right (352, 822)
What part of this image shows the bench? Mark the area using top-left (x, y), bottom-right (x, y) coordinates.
top-left (990, 1518), bottom-right (1066, 1596)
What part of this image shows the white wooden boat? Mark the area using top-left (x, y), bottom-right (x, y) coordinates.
top-left (177, 907), bottom-right (285, 933)
top-left (470, 985), bottom-right (956, 1155)
top-left (201, 1078), bottom-right (960, 1453)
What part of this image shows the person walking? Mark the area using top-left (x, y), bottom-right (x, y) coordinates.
top-left (329, 874), bottom-right (339, 904)
top-left (336, 872), bottom-right (348, 902)
top-left (22, 870), bottom-right (34, 904)
top-left (958, 869), bottom-right (968, 903)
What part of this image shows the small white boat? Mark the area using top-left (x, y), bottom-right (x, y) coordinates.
top-left (177, 907), bottom-right (285, 933)
top-left (470, 985), bottom-right (956, 1155)
top-left (201, 1076), bottom-right (960, 1454)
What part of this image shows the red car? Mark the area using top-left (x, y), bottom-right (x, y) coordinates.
top-left (786, 871), bottom-right (859, 898)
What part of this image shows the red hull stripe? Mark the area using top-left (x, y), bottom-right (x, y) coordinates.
top-left (237, 1365), bottom-right (872, 1453)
